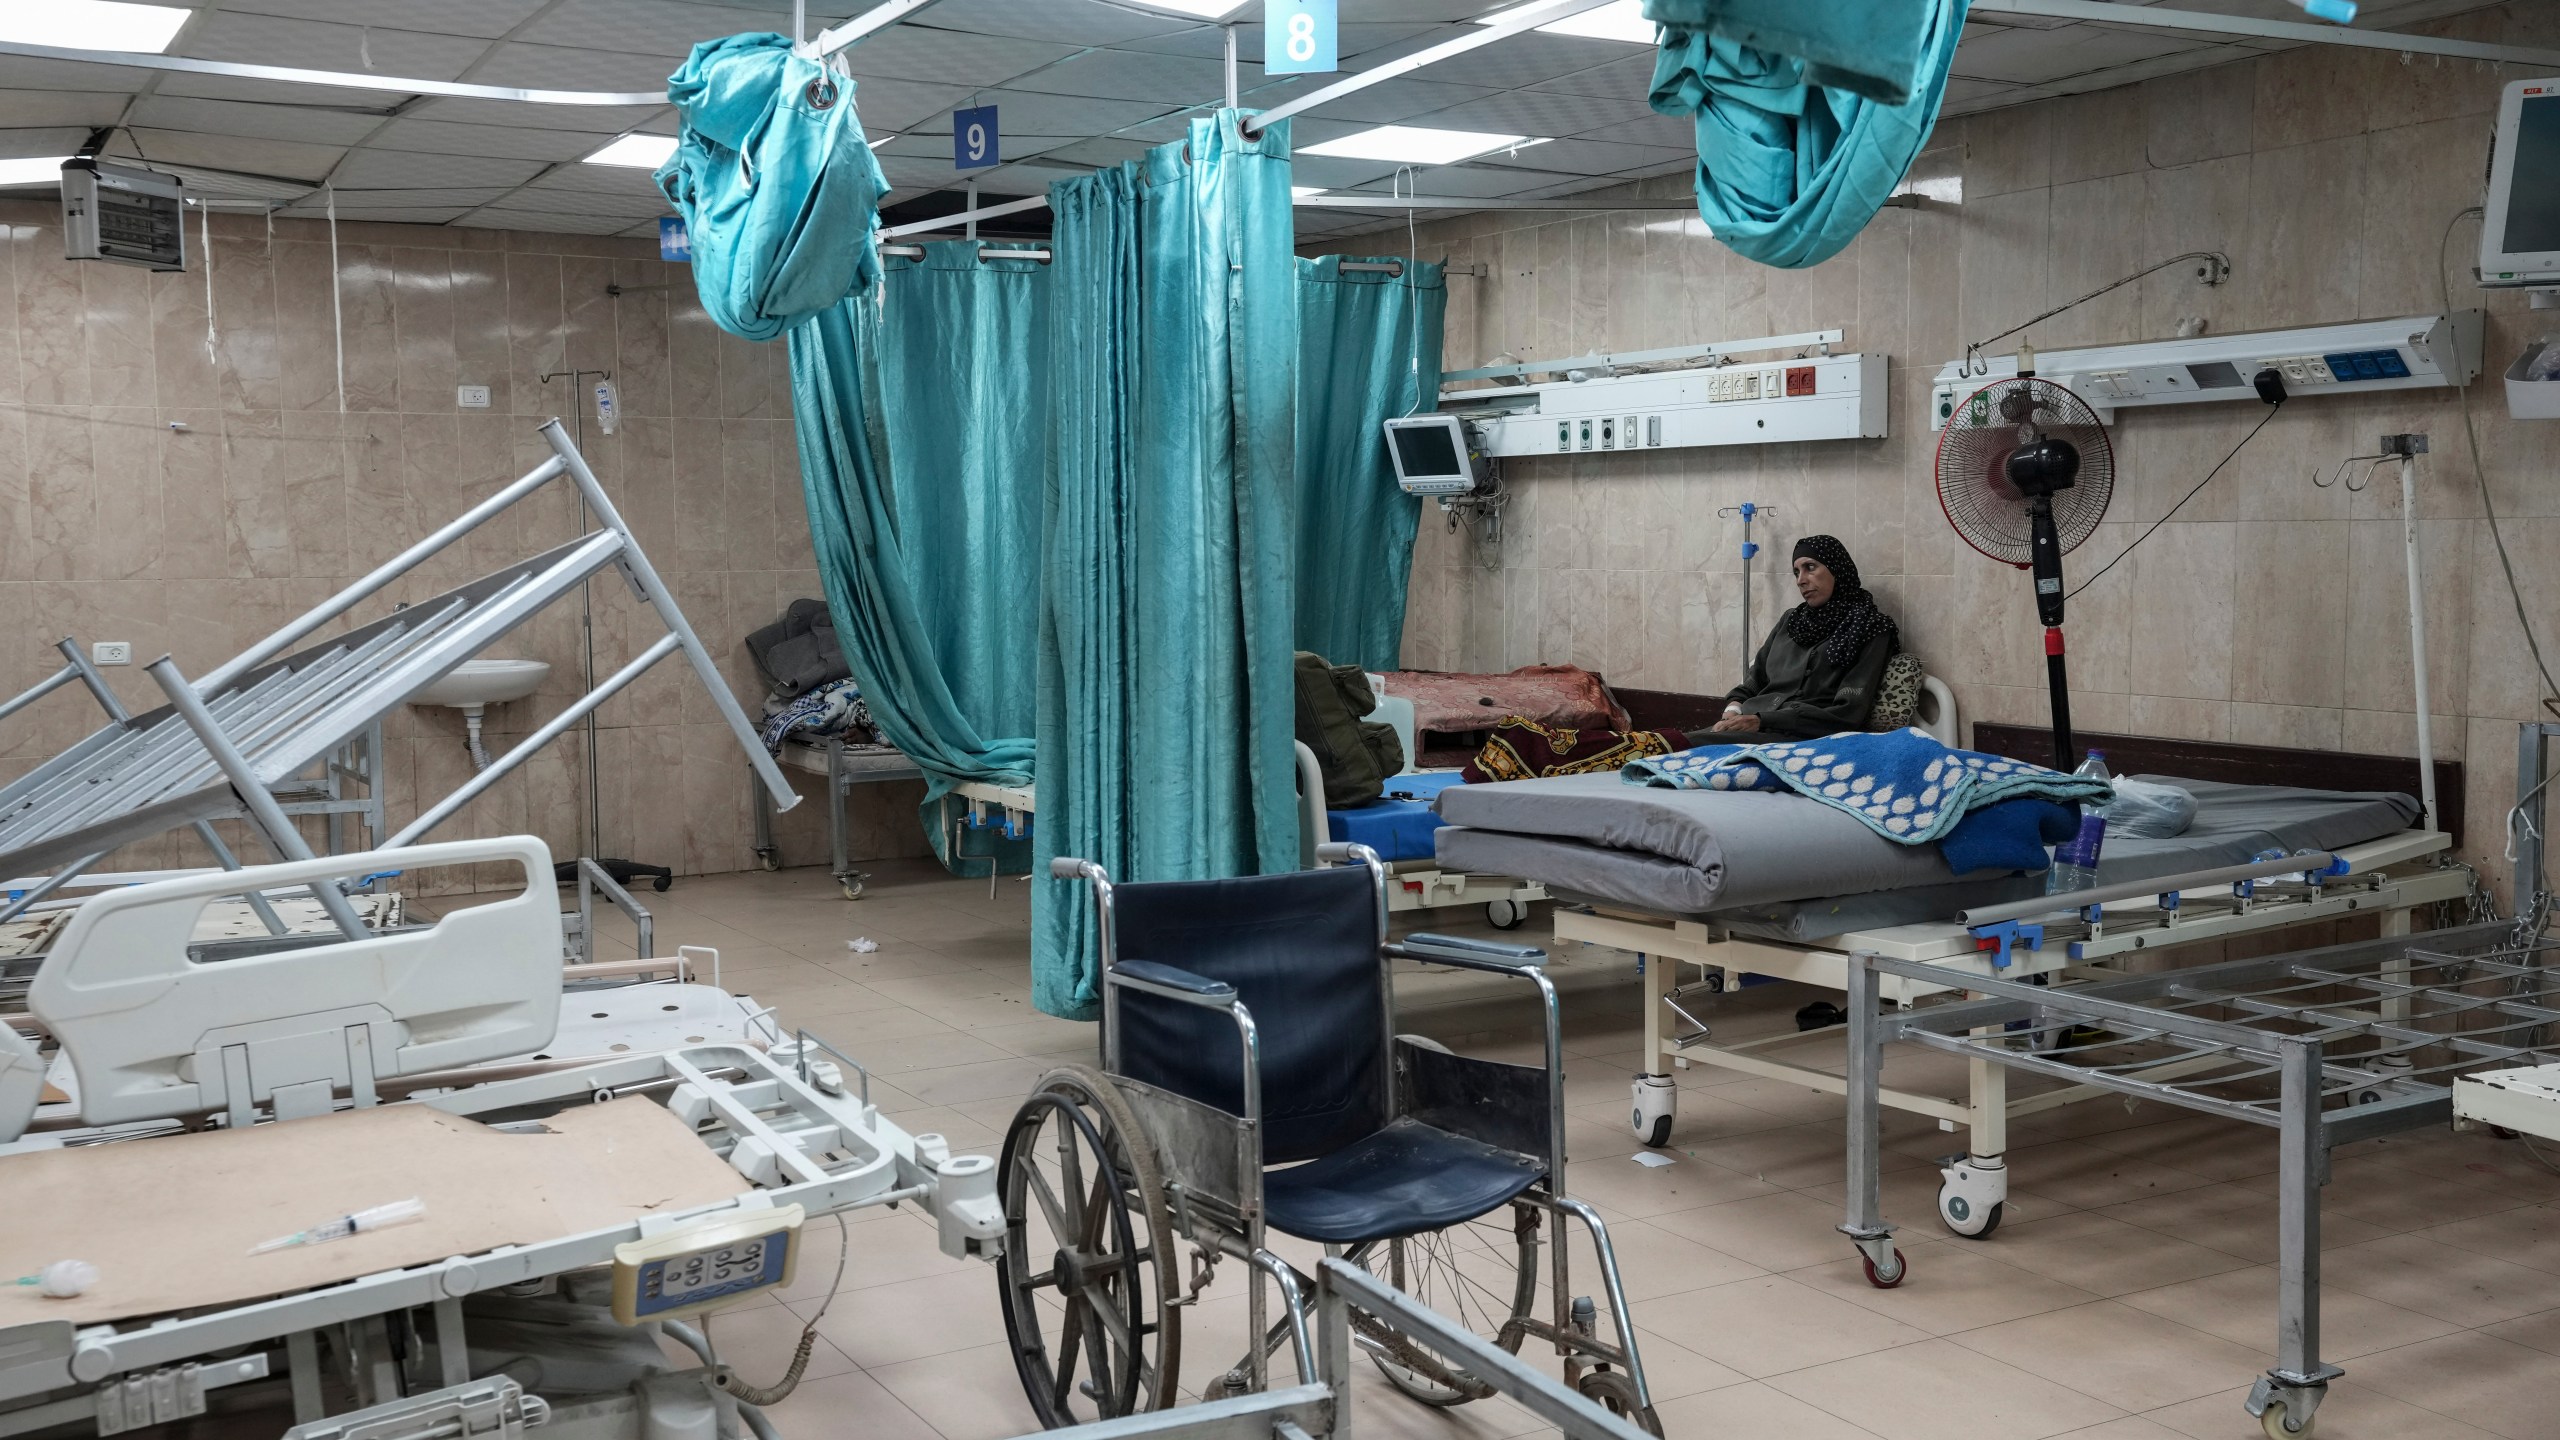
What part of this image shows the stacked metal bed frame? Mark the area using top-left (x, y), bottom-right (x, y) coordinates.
top-left (0, 419), bottom-right (796, 961)
top-left (1839, 721), bottom-right (2560, 1440)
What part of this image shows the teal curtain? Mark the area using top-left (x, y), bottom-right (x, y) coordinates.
top-left (1293, 257), bottom-right (1445, 672)
top-left (871, 243), bottom-right (1049, 871)
top-left (875, 243), bottom-right (1048, 743)
top-left (657, 33), bottom-right (891, 341)
top-left (787, 302), bottom-right (1037, 818)
top-left (1641, 1), bottom-right (1938, 103)
top-left (1033, 113), bottom-right (1300, 1020)
top-left (1646, 0), bottom-right (1967, 270)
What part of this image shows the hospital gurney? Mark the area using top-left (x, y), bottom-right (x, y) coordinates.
top-left (0, 836), bottom-right (1001, 1440)
top-left (1437, 764), bottom-right (2471, 1237)
top-left (750, 736), bottom-right (926, 898)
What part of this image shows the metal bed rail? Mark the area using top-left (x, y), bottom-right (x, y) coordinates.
top-left (0, 421), bottom-right (799, 931)
top-left (1841, 918), bottom-right (2544, 1437)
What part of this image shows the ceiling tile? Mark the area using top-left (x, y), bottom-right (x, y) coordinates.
top-left (0, 55), bottom-right (160, 93)
top-left (149, 71), bottom-right (422, 111)
top-left (1951, 23), bottom-right (2205, 86)
top-left (513, 0), bottom-right (801, 56)
top-left (1411, 89), bottom-right (1662, 138)
top-left (844, 77), bottom-right (980, 132)
top-left (362, 116), bottom-right (606, 161)
top-left (124, 130), bottom-right (347, 183)
top-left (331, 150), bottom-right (549, 189)
top-left (128, 95), bottom-right (390, 147)
top-left (1431, 31), bottom-right (1653, 90)
top-left (216, 0), bottom-right (548, 41)
top-left (282, 204), bottom-right (474, 223)
top-left (902, 0), bottom-right (1203, 47)
top-left (0, 91), bottom-right (127, 130)
top-left (1477, 136), bottom-right (1689, 176)
top-left (181, 11), bottom-right (495, 81)
top-left (300, 187), bottom-right (510, 209)
top-left (1528, 50), bottom-right (1659, 99)
top-left (0, 129), bottom-right (97, 162)
top-left (1001, 47), bottom-right (1225, 104)
top-left (962, 90), bottom-right (1176, 140)
top-left (839, 27), bottom-right (1080, 90)
top-left (467, 42), bottom-right (684, 92)
top-left (1564, 112), bottom-right (1697, 150)
top-left (1121, 21), bottom-right (1446, 61)
top-left (507, 182), bottom-right (672, 218)
top-left (404, 97), bottom-right (664, 133)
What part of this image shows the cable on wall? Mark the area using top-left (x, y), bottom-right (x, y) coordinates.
top-left (326, 182), bottom-right (346, 415)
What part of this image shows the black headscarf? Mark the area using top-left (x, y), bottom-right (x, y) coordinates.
top-left (1780, 535), bottom-right (1898, 665)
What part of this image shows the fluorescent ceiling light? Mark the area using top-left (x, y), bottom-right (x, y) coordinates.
top-left (586, 134), bottom-right (677, 168)
top-left (1124, 0), bottom-right (1253, 17)
top-left (868, 133), bottom-right (896, 149)
top-left (0, 157), bottom-right (69, 188)
top-left (1301, 126), bottom-right (1534, 166)
top-left (1473, 0), bottom-right (1657, 45)
top-left (1291, 186), bottom-right (1327, 199)
top-left (0, 0), bottom-right (191, 53)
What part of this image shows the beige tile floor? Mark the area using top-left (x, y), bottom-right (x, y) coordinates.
top-left (595, 862), bottom-right (2559, 1440)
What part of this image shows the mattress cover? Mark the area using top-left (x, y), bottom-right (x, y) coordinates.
top-left (1433, 773), bottom-right (2421, 937)
top-left (1327, 771), bottom-right (1468, 863)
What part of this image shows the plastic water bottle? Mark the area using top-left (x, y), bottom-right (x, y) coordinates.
top-left (2045, 751), bottom-right (2113, 895)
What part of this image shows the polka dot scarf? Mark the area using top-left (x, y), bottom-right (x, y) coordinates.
top-left (1780, 534), bottom-right (1898, 665)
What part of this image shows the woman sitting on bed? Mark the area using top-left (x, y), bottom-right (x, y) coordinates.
top-left (1708, 535), bottom-right (1898, 742)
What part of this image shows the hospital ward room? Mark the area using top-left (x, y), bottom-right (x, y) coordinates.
top-left (8, 1), bottom-right (2560, 1438)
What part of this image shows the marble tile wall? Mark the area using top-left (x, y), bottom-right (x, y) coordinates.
top-left (1375, 4), bottom-right (2560, 901)
top-left (0, 203), bottom-right (930, 891)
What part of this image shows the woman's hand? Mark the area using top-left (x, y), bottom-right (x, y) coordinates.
top-left (1710, 713), bottom-right (1758, 734)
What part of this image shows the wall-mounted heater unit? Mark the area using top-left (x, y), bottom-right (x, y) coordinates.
top-left (1441, 331), bottom-right (1887, 458)
top-left (61, 159), bottom-right (188, 271)
top-left (1928, 312), bottom-right (2483, 428)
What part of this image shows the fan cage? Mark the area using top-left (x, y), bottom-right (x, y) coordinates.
top-left (1933, 377), bottom-right (2115, 566)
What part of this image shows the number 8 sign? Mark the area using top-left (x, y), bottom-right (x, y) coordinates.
top-left (1264, 0), bottom-right (1336, 75)
top-left (954, 104), bottom-right (998, 171)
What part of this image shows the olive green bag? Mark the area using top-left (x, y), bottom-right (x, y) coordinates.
top-left (1292, 652), bottom-right (1406, 809)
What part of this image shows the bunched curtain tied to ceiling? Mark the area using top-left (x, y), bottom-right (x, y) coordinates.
top-left (1294, 256), bottom-right (1447, 673)
top-left (655, 32), bottom-right (891, 341)
top-left (1034, 112), bottom-right (1301, 1020)
top-left (1642, 0), bottom-right (1969, 270)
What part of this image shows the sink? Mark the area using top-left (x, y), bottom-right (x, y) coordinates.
top-left (411, 659), bottom-right (551, 770)
top-left (412, 658), bottom-right (551, 709)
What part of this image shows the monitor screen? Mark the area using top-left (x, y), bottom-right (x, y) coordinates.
top-left (1389, 420), bottom-right (1465, 478)
top-left (2502, 94), bottom-right (2560, 255)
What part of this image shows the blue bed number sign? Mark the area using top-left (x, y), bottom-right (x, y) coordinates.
top-left (954, 105), bottom-right (999, 171)
top-left (1265, 0), bottom-right (1338, 74)
top-left (658, 217), bottom-right (690, 263)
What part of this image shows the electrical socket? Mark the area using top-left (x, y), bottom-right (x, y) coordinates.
top-left (93, 641), bottom-right (131, 666)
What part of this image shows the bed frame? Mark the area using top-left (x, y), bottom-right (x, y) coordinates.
top-left (1545, 728), bottom-right (2476, 1239)
top-left (1971, 723), bottom-right (2465, 845)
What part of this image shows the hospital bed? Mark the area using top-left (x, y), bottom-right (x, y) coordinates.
top-left (749, 735), bottom-right (927, 898)
top-left (0, 835), bottom-right (1003, 1440)
top-left (1841, 726), bottom-right (2553, 1437)
top-left (1432, 731), bottom-right (2474, 1238)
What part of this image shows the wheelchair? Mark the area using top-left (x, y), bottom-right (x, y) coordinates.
top-left (996, 842), bottom-right (1661, 1435)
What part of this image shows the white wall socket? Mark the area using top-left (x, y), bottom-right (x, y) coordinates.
top-left (93, 641), bottom-right (131, 666)
top-left (457, 384), bottom-right (492, 409)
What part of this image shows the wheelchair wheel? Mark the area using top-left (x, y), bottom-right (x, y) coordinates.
top-left (1576, 1369), bottom-right (1666, 1438)
top-left (996, 1066), bottom-right (1181, 1427)
top-left (1346, 1200), bottom-right (1539, 1407)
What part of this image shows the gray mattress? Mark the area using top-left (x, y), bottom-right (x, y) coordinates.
top-left (1432, 774), bottom-right (2421, 940)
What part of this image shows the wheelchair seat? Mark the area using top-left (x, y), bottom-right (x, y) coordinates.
top-left (1263, 1117), bottom-right (1546, 1245)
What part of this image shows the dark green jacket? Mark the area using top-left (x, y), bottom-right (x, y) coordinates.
top-left (1725, 627), bottom-right (1894, 738)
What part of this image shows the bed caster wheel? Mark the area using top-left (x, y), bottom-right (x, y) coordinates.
top-left (1486, 898), bottom-right (1527, 930)
top-left (755, 849), bottom-right (780, 872)
top-left (1859, 1248), bottom-right (1906, 1289)
top-left (1796, 1001), bottom-right (1846, 1031)
top-left (2259, 1402), bottom-right (2312, 1440)
top-left (1937, 1155), bottom-right (2007, 1239)
top-left (1631, 1074), bottom-right (1675, 1147)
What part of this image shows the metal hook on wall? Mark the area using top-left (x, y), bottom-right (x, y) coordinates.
top-left (2313, 453), bottom-right (2393, 492)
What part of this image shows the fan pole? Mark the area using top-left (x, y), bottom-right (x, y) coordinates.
top-left (2030, 497), bottom-right (2076, 770)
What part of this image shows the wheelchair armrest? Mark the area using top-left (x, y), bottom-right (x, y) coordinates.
top-left (1108, 958), bottom-right (1238, 1006)
top-left (1389, 933), bottom-right (1546, 967)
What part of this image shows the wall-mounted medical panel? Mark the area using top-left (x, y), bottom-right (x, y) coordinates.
top-left (1927, 312), bottom-right (2483, 429)
top-left (1461, 353), bottom-right (1886, 457)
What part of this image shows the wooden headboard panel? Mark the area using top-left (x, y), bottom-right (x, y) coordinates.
top-left (1970, 723), bottom-right (2463, 845)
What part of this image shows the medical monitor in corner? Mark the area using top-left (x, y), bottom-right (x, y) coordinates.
top-left (2482, 76), bottom-right (2560, 287)
top-left (1384, 414), bottom-right (1482, 497)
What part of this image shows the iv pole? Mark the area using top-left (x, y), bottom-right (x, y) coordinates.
top-left (539, 367), bottom-right (612, 862)
top-left (1718, 503), bottom-right (1776, 686)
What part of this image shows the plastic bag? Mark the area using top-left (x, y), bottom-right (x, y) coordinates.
top-left (2526, 338), bottom-right (2560, 383)
top-left (2109, 776), bottom-right (2197, 839)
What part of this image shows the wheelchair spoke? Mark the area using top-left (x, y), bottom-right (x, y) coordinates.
top-left (1022, 1160), bottom-right (1073, 1245)
top-left (1051, 1298), bottom-right (1087, 1413)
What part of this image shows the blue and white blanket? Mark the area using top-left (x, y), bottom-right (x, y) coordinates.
top-left (1625, 728), bottom-right (2111, 846)
top-left (759, 677), bottom-right (875, 755)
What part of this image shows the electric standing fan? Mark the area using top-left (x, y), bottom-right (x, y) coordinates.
top-left (1934, 354), bottom-right (2115, 769)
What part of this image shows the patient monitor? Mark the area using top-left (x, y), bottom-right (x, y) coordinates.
top-left (1383, 413), bottom-right (1487, 496)
top-left (2481, 76), bottom-right (2560, 288)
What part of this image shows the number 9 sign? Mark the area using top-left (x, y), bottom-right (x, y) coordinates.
top-left (954, 104), bottom-right (999, 171)
top-left (1264, 0), bottom-right (1336, 76)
